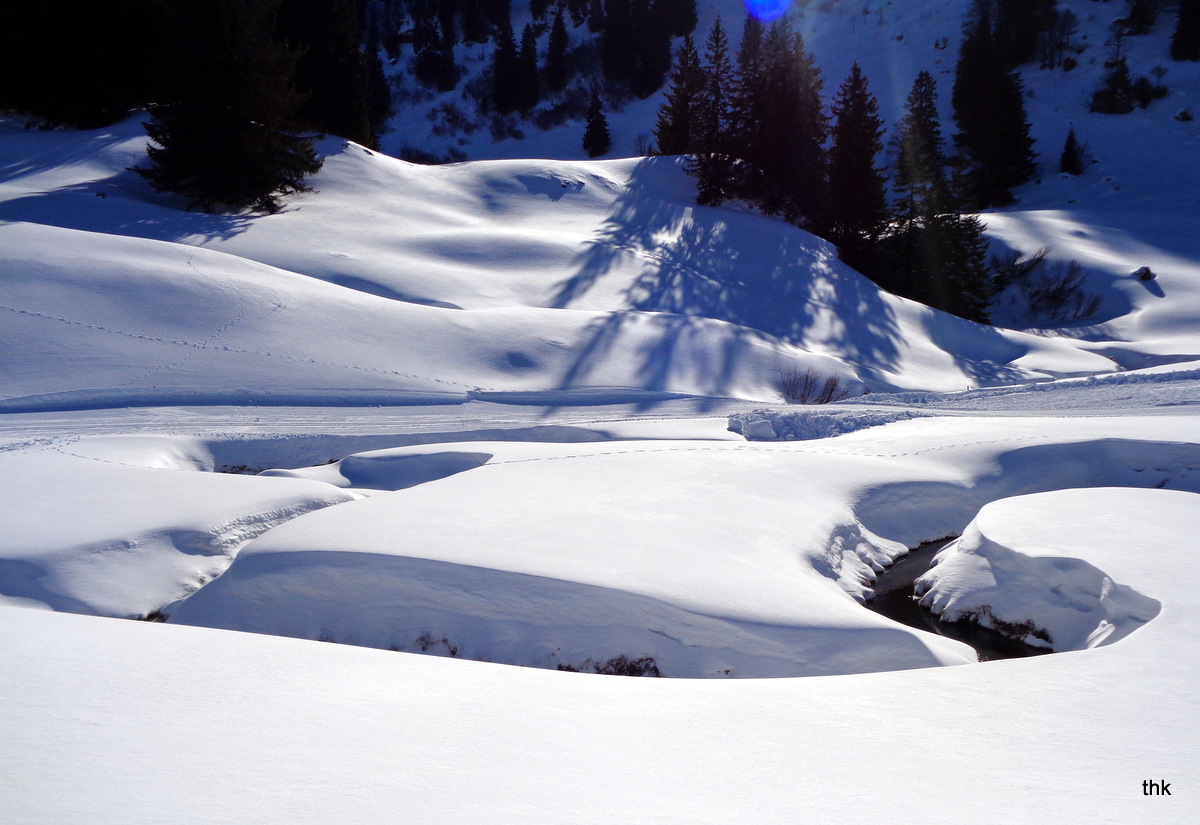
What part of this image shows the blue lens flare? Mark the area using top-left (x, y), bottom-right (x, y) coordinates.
top-left (744, 0), bottom-right (790, 21)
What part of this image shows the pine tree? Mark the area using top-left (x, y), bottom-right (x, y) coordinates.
top-left (654, 35), bottom-right (704, 155)
top-left (883, 72), bottom-right (993, 322)
top-left (546, 8), bottom-right (570, 93)
top-left (826, 63), bottom-right (888, 271)
top-left (413, 18), bottom-right (459, 92)
top-left (1125, 0), bottom-right (1161, 35)
top-left (491, 17), bottom-right (520, 114)
top-left (583, 88), bottom-right (612, 156)
top-left (278, 0), bottom-right (373, 147)
top-left (0, 0), bottom-right (169, 127)
top-left (695, 15), bottom-right (733, 153)
top-left (896, 70), bottom-right (946, 194)
top-left (1059, 128), bottom-right (1085, 175)
top-left (993, 0), bottom-right (1057, 67)
top-left (518, 23), bottom-right (540, 112)
top-left (729, 15), bottom-right (766, 168)
top-left (739, 21), bottom-right (826, 223)
top-left (136, 0), bottom-right (322, 214)
top-left (1172, 0), bottom-right (1200, 61)
top-left (952, 2), bottom-right (1038, 207)
top-left (1089, 58), bottom-right (1136, 113)
top-left (690, 16), bottom-right (734, 204)
top-left (601, 0), bottom-right (629, 83)
top-left (628, 1), bottom-right (674, 98)
top-left (365, 50), bottom-right (392, 145)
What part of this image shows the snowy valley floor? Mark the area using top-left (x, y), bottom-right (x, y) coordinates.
top-left (2, 382), bottom-right (1198, 824)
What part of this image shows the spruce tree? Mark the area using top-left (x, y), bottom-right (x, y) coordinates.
top-left (826, 63), bottom-right (888, 271)
top-left (136, 0), bottom-right (322, 214)
top-left (690, 16), bottom-right (734, 204)
top-left (1059, 128), bottom-right (1085, 175)
top-left (952, 2), bottom-right (1038, 207)
top-left (1, 0), bottom-right (169, 127)
top-left (278, 0), bottom-right (373, 147)
top-left (1125, 0), bottom-right (1161, 35)
top-left (546, 8), bottom-right (571, 93)
top-left (729, 15), bottom-right (766, 171)
top-left (654, 35), bottom-right (704, 155)
top-left (1089, 58), bottom-right (1136, 113)
top-left (884, 71), bottom-right (993, 322)
top-left (491, 17), bottom-right (520, 114)
top-left (1172, 0), bottom-right (1200, 61)
top-left (583, 88), bottom-right (612, 156)
top-left (518, 24), bottom-right (540, 113)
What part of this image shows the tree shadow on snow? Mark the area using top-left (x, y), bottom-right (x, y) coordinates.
top-left (550, 158), bottom-right (904, 400)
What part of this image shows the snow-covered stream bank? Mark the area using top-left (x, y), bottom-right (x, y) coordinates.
top-left (4, 429), bottom-right (1198, 822)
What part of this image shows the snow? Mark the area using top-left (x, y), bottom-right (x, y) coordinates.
top-left (916, 488), bottom-right (1180, 651)
top-left (3, 0), bottom-right (1200, 821)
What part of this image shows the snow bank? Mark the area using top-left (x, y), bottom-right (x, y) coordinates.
top-left (916, 488), bottom-right (1181, 650)
top-left (0, 448), bottom-right (353, 617)
top-left (727, 407), bottom-right (924, 441)
top-left (165, 439), bottom-right (976, 678)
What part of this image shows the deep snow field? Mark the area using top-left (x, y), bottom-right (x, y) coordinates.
top-left (3, 1), bottom-right (1200, 822)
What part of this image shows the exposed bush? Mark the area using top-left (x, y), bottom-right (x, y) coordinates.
top-left (592, 656), bottom-right (661, 677)
top-left (399, 145), bottom-right (468, 164)
top-left (991, 248), bottom-right (1102, 324)
top-left (780, 368), bottom-right (854, 405)
top-left (428, 101), bottom-right (479, 137)
top-left (557, 655), bottom-right (662, 676)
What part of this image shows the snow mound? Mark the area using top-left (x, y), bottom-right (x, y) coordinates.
top-left (728, 407), bottom-right (925, 441)
top-left (915, 489), bottom-right (1173, 650)
top-left (0, 449), bottom-right (353, 617)
top-left (260, 446), bottom-right (494, 491)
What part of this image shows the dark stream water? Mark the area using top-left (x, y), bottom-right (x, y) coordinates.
top-left (867, 539), bottom-right (1053, 662)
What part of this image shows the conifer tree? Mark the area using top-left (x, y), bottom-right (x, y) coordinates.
top-left (883, 71), bottom-right (993, 322)
top-left (952, 1), bottom-right (1038, 207)
top-left (994, 0), bottom-right (1057, 67)
top-left (654, 35), bottom-right (704, 155)
top-left (1, 0), bottom-right (169, 127)
top-left (826, 63), bottom-right (888, 271)
top-left (1172, 0), bottom-right (1200, 61)
top-left (695, 15), bottom-right (733, 153)
top-left (546, 8), bottom-right (571, 93)
top-left (1089, 57), bottom-right (1135, 113)
top-left (729, 15), bottom-right (766, 167)
top-left (518, 23), bottom-right (541, 112)
top-left (601, 0), bottom-right (629, 83)
top-left (1125, 0), bottom-right (1161, 35)
top-left (491, 17), bottom-right (520, 113)
top-left (583, 88), bottom-right (612, 156)
top-left (1059, 128), bottom-right (1085, 175)
top-left (278, 0), bottom-right (373, 147)
top-left (757, 23), bottom-right (826, 224)
top-left (136, 0), bottom-right (322, 214)
top-left (413, 18), bottom-right (459, 92)
top-left (690, 16), bottom-right (734, 204)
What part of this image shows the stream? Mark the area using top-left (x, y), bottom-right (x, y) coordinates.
top-left (867, 539), bottom-right (1053, 662)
